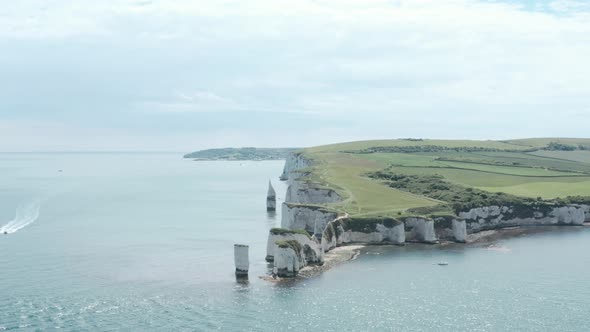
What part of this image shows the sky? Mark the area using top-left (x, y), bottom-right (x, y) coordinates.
top-left (1, 0), bottom-right (589, 152)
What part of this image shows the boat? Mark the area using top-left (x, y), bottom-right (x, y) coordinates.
top-left (437, 262), bottom-right (448, 266)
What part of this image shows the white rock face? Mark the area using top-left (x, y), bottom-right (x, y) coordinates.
top-left (273, 246), bottom-right (303, 278)
top-left (234, 244), bottom-right (249, 276)
top-left (582, 204), bottom-right (590, 221)
top-left (452, 219), bottom-right (467, 243)
top-left (267, 181), bottom-right (276, 211)
top-left (265, 232), bottom-right (323, 264)
top-left (280, 153), bottom-right (313, 181)
top-left (405, 218), bottom-right (438, 243)
top-left (285, 180), bottom-right (341, 204)
top-left (281, 203), bottom-right (338, 234)
top-left (321, 219), bottom-right (405, 252)
top-left (459, 205), bottom-right (586, 233)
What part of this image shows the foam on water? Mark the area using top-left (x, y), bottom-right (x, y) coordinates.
top-left (0, 200), bottom-right (41, 234)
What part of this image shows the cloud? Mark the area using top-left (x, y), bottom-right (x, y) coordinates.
top-left (142, 91), bottom-right (244, 113)
top-left (1, 0), bottom-right (590, 150)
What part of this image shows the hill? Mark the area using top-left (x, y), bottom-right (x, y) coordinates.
top-left (184, 147), bottom-right (297, 161)
top-left (294, 138), bottom-right (590, 218)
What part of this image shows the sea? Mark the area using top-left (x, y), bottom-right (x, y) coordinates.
top-left (1, 153), bottom-right (590, 331)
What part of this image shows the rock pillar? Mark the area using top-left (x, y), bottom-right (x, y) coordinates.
top-left (234, 244), bottom-right (249, 278)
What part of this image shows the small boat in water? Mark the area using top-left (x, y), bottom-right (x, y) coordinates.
top-left (437, 262), bottom-right (448, 266)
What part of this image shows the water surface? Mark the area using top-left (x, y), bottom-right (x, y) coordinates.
top-left (1, 153), bottom-right (589, 331)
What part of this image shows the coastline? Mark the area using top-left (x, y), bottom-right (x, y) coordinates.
top-left (262, 224), bottom-right (589, 281)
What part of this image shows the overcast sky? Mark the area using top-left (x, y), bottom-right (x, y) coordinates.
top-left (1, 0), bottom-right (589, 151)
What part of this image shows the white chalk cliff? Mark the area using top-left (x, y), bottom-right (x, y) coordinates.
top-left (459, 205), bottom-right (586, 233)
top-left (267, 181), bottom-right (276, 211)
top-left (270, 152), bottom-right (589, 277)
top-left (281, 203), bottom-right (338, 235)
top-left (265, 230), bottom-right (323, 264)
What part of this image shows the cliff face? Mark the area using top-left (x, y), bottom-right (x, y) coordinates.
top-left (273, 246), bottom-right (304, 278)
top-left (321, 218), bottom-right (406, 252)
top-left (459, 205), bottom-right (586, 233)
top-left (285, 180), bottom-right (342, 204)
top-left (265, 231), bottom-right (323, 264)
top-left (404, 218), bottom-right (438, 244)
top-left (280, 153), bottom-right (313, 181)
top-left (267, 231), bottom-right (324, 278)
top-left (281, 203), bottom-right (338, 235)
top-left (582, 204), bottom-right (590, 221)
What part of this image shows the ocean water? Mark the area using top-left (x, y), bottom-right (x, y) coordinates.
top-left (1, 153), bottom-right (590, 331)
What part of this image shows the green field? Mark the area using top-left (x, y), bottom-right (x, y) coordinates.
top-left (298, 138), bottom-right (590, 218)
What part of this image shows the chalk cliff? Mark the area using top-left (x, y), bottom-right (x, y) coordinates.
top-left (273, 245), bottom-right (303, 278)
top-left (280, 152), bottom-right (313, 181)
top-left (285, 180), bottom-right (342, 204)
top-left (265, 229), bottom-right (323, 264)
top-left (281, 203), bottom-right (338, 235)
top-left (403, 217), bottom-right (438, 243)
top-left (269, 152), bottom-right (589, 278)
top-left (321, 218), bottom-right (406, 252)
top-left (458, 205), bottom-right (586, 232)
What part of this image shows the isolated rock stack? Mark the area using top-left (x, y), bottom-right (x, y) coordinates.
top-left (234, 244), bottom-right (249, 278)
top-left (267, 181), bottom-right (276, 211)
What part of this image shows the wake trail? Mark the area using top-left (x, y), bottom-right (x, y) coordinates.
top-left (1, 200), bottom-right (42, 234)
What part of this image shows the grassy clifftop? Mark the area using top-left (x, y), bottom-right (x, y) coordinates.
top-left (297, 138), bottom-right (590, 219)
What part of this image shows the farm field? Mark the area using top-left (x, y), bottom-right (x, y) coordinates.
top-left (300, 138), bottom-right (590, 218)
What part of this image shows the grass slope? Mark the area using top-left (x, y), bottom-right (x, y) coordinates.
top-left (299, 138), bottom-right (590, 219)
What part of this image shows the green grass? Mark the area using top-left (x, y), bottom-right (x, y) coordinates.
top-left (528, 150), bottom-right (590, 163)
top-left (270, 228), bottom-right (312, 238)
top-left (296, 138), bottom-right (590, 219)
top-left (308, 152), bottom-right (440, 217)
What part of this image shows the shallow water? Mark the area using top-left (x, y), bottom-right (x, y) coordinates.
top-left (1, 153), bottom-right (589, 331)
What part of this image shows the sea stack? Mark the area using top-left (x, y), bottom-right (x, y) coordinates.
top-left (267, 181), bottom-right (276, 211)
top-left (234, 244), bottom-right (249, 278)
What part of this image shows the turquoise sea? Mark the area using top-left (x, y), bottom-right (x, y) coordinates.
top-left (1, 153), bottom-right (590, 331)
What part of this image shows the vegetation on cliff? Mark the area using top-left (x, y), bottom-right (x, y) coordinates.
top-left (270, 228), bottom-right (312, 239)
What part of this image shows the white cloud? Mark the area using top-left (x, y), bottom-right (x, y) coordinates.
top-left (142, 91), bottom-right (244, 113)
top-left (1, 0), bottom-right (590, 150)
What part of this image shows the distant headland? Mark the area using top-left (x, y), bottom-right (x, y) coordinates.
top-left (183, 147), bottom-right (298, 161)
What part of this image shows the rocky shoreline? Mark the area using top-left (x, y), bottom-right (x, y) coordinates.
top-left (262, 223), bottom-right (590, 282)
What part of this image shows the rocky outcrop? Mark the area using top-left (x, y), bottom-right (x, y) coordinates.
top-left (404, 217), bottom-right (437, 243)
top-left (234, 244), bottom-right (249, 277)
top-left (459, 205), bottom-right (586, 233)
top-left (433, 217), bottom-right (467, 243)
top-left (581, 204), bottom-right (590, 222)
top-left (452, 219), bottom-right (467, 242)
top-left (267, 181), bottom-right (276, 211)
top-left (281, 203), bottom-right (339, 235)
top-left (265, 229), bottom-right (323, 264)
top-left (321, 217), bottom-right (405, 252)
top-left (273, 245), bottom-right (304, 278)
top-left (280, 152), bottom-right (313, 181)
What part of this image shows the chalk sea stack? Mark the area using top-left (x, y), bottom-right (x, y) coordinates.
top-left (234, 244), bottom-right (249, 278)
top-left (267, 181), bottom-right (276, 211)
